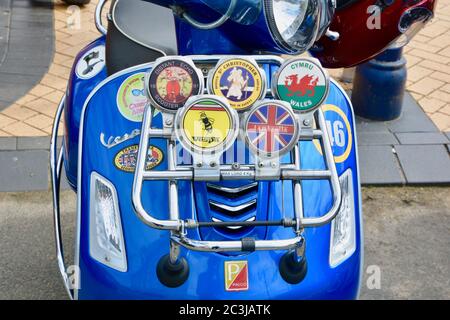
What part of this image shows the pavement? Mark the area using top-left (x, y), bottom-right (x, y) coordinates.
top-left (0, 187), bottom-right (448, 300)
top-left (0, 1), bottom-right (448, 189)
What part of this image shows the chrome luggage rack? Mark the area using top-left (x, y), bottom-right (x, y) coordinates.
top-left (132, 55), bottom-right (342, 254)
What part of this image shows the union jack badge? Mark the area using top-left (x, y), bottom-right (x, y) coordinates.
top-left (243, 100), bottom-right (299, 158)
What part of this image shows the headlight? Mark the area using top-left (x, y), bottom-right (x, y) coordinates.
top-left (329, 169), bottom-right (356, 268)
top-left (263, 0), bottom-right (321, 53)
top-left (89, 172), bottom-right (127, 272)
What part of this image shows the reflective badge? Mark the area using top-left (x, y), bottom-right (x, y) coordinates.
top-left (117, 73), bottom-right (149, 122)
top-left (147, 57), bottom-right (203, 113)
top-left (313, 104), bottom-right (353, 163)
top-left (209, 58), bottom-right (265, 111)
top-left (175, 96), bottom-right (239, 154)
top-left (114, 145), bottom-right (163, 173)
top-left (224, 261), bottom-right (249, 292)
top-left (76, 45), bottom-right (105, 80)
top-left (273, 57), bottom-right (329, 113)
top-left (243, 101), bottom-right (299, 158)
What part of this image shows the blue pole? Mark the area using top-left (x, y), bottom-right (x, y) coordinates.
top-left (351, 46), bottom-right (407, 121)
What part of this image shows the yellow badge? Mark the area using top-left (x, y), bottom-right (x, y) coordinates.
top-left (209, 58), bottom-right (265, 111)
top-left (182, 101), bottom-right (232, 150)
top-left (224, 261), bottom-right (249, 292)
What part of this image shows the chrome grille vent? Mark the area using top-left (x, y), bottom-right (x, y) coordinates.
top-left (206, 182), bottom-right (258, 231)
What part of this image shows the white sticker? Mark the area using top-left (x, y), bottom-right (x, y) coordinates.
top-left (75, 45), bottom-right (105, 80)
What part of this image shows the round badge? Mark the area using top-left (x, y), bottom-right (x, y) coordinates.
top-left (208, 58), bottom-right (265, 112)
top-left (114, 145), bottom-right (163, 173)
top-left (146, 57), bottom-right (203, 113)
top-left (117, 72), bottom-right (149, 122)
top-left (175, 96), bottom-right (239, 155)
top-left (273, 57), bottom-right (329, 113)
top-left (243, 100), bottom-right (299, 158)
top-left (76, 45), bottom-right (105, 80)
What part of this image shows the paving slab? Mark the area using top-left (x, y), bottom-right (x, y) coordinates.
top-left (356, 117), bottom-right (390, 133)
top-left (358, 145), bottom-right (405, 185)
top-left (0, 150), bottom-right (49, 192)
top-left (357, 132), bottom-right (399, 145)
top-left (395, 132), bottom-right (449, 145)
top-left (386, 93), bottom-right (439, 133)
top-left (395, 145), bottom-right (450, 184)
top-left (0, 136), bottom-right (15, 150)
top-left (17, 136), bottom-right (50, 150)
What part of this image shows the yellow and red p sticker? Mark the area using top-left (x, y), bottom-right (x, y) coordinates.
top-left (224, 261), bottom-right (249, 292)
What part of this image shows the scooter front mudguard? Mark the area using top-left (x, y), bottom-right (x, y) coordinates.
top-left (72, 60), bottom-right (363, 300)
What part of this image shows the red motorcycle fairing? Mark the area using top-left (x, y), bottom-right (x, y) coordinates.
top-left (310, 0), bottom-right (436, 68)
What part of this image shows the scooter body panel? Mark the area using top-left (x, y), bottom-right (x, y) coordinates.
top-left (64, 37), bottom-right (107, 189)
top-left (71, 58), bottom-right (363, 299)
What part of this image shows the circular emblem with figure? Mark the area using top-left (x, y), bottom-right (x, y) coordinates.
top-left (209, 58), bottom-right (265, 112)
top-left (147, 57), bottom-right (203, 113)
top-left (117, 73), bottom-right (149, 122)
top-left (114, 145), bottom-right (163, 173)
top-left (243, 100), bottom-right (299, 158)
top-left (273, 57), bottom-right (329, 113)
top-left (175, 96), bottom-right (239, 155)
top-left (75, 45), bottom-right (105, 80)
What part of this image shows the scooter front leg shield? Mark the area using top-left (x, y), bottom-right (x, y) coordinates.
top-left (74, 61), bottom-right (363, 300)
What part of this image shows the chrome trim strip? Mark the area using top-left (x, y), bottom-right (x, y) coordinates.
top-left (206, 182), bottom-right (258, 194)
top-left (50, 95), bottom-right (74, 300)
top-left (331, 78), bottom-right (365, 299)
top-left (209, 200), bottom-right (257, 213)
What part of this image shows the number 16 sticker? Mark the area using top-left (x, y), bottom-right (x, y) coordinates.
top-left (314, 104), bottom-right (353, 164)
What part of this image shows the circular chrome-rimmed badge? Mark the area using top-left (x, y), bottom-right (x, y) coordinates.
top-left (272, 57), bottom-right (329, 114)
top-left (175, 95), bottom-right (239, 155)
top-left (208, 57), bottom-right (266, 112)
top-left (242, 100), bottom-right (299, 158)
top-left (146, 57), bottom-right (203, 113)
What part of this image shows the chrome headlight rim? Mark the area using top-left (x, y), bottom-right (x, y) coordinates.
top-left (263, 0), bottom-right (322, 54)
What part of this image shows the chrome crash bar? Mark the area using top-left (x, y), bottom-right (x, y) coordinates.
top-left (50, 96), bottom-right (74, 300)
top-left (95, 0), bottom-right (108, 35)
top-left (132, 55), bottom-right (342, 253)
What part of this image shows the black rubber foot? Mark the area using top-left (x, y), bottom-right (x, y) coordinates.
top-left (156, 254), bottom-right (189, 288)
top-left (279, 251), bottom-right (308, 284)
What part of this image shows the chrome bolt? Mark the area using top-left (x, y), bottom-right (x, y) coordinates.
top-left (165, 119), bottom-right (173, 126)
top-left (232, 162), bottom-right (240, 170)
top-left (210, 161), bottom-right (217, 168)
top-left (303, 119), bottom-right (311, 126)
top-left (196, 162), bottom-right (203, 168)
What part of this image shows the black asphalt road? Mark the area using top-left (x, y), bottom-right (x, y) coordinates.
top-left (0, 187), bottom-right (448, 300)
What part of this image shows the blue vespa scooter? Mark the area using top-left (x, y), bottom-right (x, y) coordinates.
top-left (51, 0), bottom-right (363, 299)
